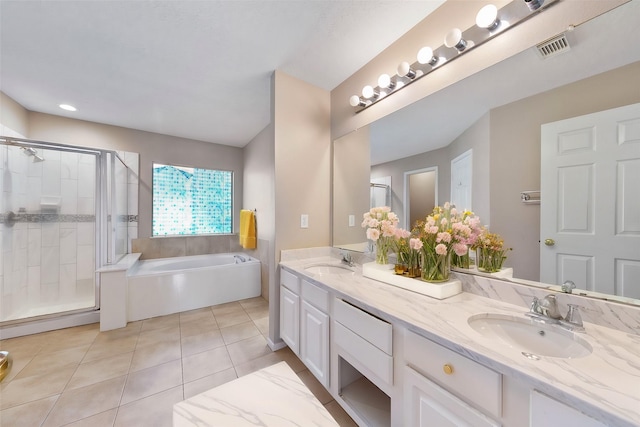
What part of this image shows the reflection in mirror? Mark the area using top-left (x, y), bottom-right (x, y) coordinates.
top-left (370, 177), bottom-right (391, 209)
top-left (333, 129), bottom-right (369, 251)
top-left (404, 167), bottom-right (437, 229)
top-left (332, 1), bottom-right (640, 306)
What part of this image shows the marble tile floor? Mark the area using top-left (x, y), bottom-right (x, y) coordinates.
top-left (0, 297), bottom-right (356, 427)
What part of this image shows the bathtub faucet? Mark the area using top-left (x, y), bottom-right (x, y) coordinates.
top-left (234, 255), bottom-right (246, 263)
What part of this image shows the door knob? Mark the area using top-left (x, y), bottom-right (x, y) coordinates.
top-left (544, 238), bottom-right (555, 246)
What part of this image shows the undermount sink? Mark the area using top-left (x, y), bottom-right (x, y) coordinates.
top-left (468, 313), bottom-right (592, 359)
top-left (304, 264), bottom-right (355, 276)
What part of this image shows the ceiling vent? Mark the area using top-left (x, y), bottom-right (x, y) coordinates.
top-left (536, 32), bottom-right (571, 59)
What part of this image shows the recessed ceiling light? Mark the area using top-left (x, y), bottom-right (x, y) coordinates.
top-left (59, 104), bottom-right (77, 111)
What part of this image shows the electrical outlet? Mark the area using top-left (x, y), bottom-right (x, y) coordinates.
top-left (348, 215), bottom-right (355, 227)
top-left (301, 214), bottom-right (309, 228)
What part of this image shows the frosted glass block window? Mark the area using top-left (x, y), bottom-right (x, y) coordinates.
top-left (152, 163), bottom-right (232, 236)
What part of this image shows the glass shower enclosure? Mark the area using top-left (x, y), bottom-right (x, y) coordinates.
top-left (0, 137), bottom-right (130, 325)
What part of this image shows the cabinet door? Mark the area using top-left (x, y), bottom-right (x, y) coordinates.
top-left (280, 286), bottom-right (300, 355)
top-left (531, 390), bottom-right (606, 427)
top-left (301, 300), bottom-right (330, 388)
top-left (404, 366), bottom-right (500, 427)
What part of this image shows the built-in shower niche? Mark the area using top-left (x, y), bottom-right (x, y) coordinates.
top-left (338, 356), bottom-right (391, 426)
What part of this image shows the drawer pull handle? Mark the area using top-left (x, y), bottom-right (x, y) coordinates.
top-left (443, 364), bottom-right (454, 375)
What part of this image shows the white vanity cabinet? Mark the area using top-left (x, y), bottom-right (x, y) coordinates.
top-left (530, 391), bottom-right (607, 427)
top-left (300, 279), bottom-right (330, 388)
top-left (280, 269), bottom-right (300, 355)
top-left (280, 268), bottom-right (331, 387)
top-left (404, 330), bottom-right (502, 426)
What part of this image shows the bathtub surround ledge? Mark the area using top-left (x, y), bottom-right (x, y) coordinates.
top-left (98, 253), bottom-right (142, 331)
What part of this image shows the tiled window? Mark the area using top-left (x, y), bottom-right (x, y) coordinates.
top-left (152, 163), bottom-right (232, 236)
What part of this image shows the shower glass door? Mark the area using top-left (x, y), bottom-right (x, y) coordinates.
top-left (1, 143), bottom-right (98, 323)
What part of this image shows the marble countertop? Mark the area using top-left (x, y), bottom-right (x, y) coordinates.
top-left (173, 361), bottom-right (339, 427)
top-left (280, 256), bottom-right (640, 427)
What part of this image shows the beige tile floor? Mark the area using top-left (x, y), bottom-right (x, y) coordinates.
top-left (0, 297), bottom-right (356, 427)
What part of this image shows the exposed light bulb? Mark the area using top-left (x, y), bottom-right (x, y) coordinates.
top-left (397, 61), bottom-right (416, 79)
top-left (444, 28), bottom-right (467, 52)
top-left (417, 46), bottom-right (438, 66)
top-left (362, 85), bottom-right (379, 100)
top-left (378, 73), bottom-right (395, 90)
top-left (476, 4), bottom-right (500, 30)
top-left (349, 95), bottom-right (365, 107)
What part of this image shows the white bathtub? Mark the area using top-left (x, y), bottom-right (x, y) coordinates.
top-left (127, 253), bottom-right (261, 322)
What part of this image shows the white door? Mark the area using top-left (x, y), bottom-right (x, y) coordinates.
top-left (540, 103), bottom-right (640, 297)
top-left (451, 149), bottom-right (472, 212)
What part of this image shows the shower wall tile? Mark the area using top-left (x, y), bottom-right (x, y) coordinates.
top-left (59, 264), bottom-right (77, 299)
top-left (27, 157), bottom-right (43, 177)
top-left (41, 223), bottom-right (60, 247)
top-left (77, 223), bottom-right (95, 246)
top-left (42, 158), bottom-right (61, 196)
top-left (77, 246), bottom-right (94, 281)
top-left (40, 282), bottom-right (60, 304)
top-left (28, 266), bottom-right (40, 294)
top-left (60, 227), bottom-right (77, 265)
top-left (78, 197), bottom-right (95, 215)
top-left (61, 179), bottom-right (78, 214)
top-left (61, 152), bottom-right (79, 180)
top-left (13, 247), bottom-right (27, 274)
top-left (128, 183), bottom-right (138, 215)
top-left (27, 228), bottom-right (41, 267)
top-left (78, 163), bottom-right (94, 198)
top-left (12, 224), bottom-right (27, 250)
top-left (41, 246), bottom-right (60, 286)
top-left (26, 176), bottom-right (43, 212)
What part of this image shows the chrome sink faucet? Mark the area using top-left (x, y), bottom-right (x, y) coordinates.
top-left (341, 251), bottom-right (355, 267)
top-left (535, 294), bottom-right (563, 319)
top-left (528, 294), bottom-right (585, 332)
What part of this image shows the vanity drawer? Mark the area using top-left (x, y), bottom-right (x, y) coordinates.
top-left (334, 298), bottom-right (392, 355)
top-left (334, 321), bottom-right (393, 385)
top-left (281, 269), bottom-right (300, 294)
top-left (301, 279), bottom-right (329, 312)
top-left (405, 331), bottom-right (502, 420)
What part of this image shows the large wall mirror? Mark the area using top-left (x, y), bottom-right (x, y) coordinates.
top-left (332, 1), bottom-right (640, 306)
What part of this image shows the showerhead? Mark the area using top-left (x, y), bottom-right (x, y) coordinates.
top-left (20, 146), bottom-right (45, 162)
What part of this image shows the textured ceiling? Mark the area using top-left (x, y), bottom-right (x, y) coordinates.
top-left (0, 0), bottom-right (444, 146)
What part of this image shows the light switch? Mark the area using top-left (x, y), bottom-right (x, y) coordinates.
top-left (348, 215), bottom-right (355, 227)
top-left (301, 214), bottom-right (309, 228)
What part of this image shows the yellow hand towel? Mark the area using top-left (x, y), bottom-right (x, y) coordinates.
top-left (240, 209), bottom-right (256, 249)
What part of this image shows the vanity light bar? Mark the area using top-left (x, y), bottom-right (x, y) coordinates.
top-left (349, 0), bottom-right (559, 112)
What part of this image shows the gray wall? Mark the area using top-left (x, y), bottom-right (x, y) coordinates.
top-left (243, 123), bottom-right (276, 300)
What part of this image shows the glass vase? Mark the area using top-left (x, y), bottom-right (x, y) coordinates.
top-left (451, 250), bottom-right (471, 269)
top-left (375, 239), bottom-right (389, 265)
top-left (476, 248), bottom-right (505, 273)
top-left (421, 250), bottom-right (451, 282)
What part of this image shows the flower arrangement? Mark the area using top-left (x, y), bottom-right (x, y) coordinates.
top-left (361, 206), bottom-right (399, 265)
top-left (451, 209), bottom-right (482, 269)
top-left (413, 202), bottom-right (481, 282)
top-left (474, 228), bottom-right (511, 273)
